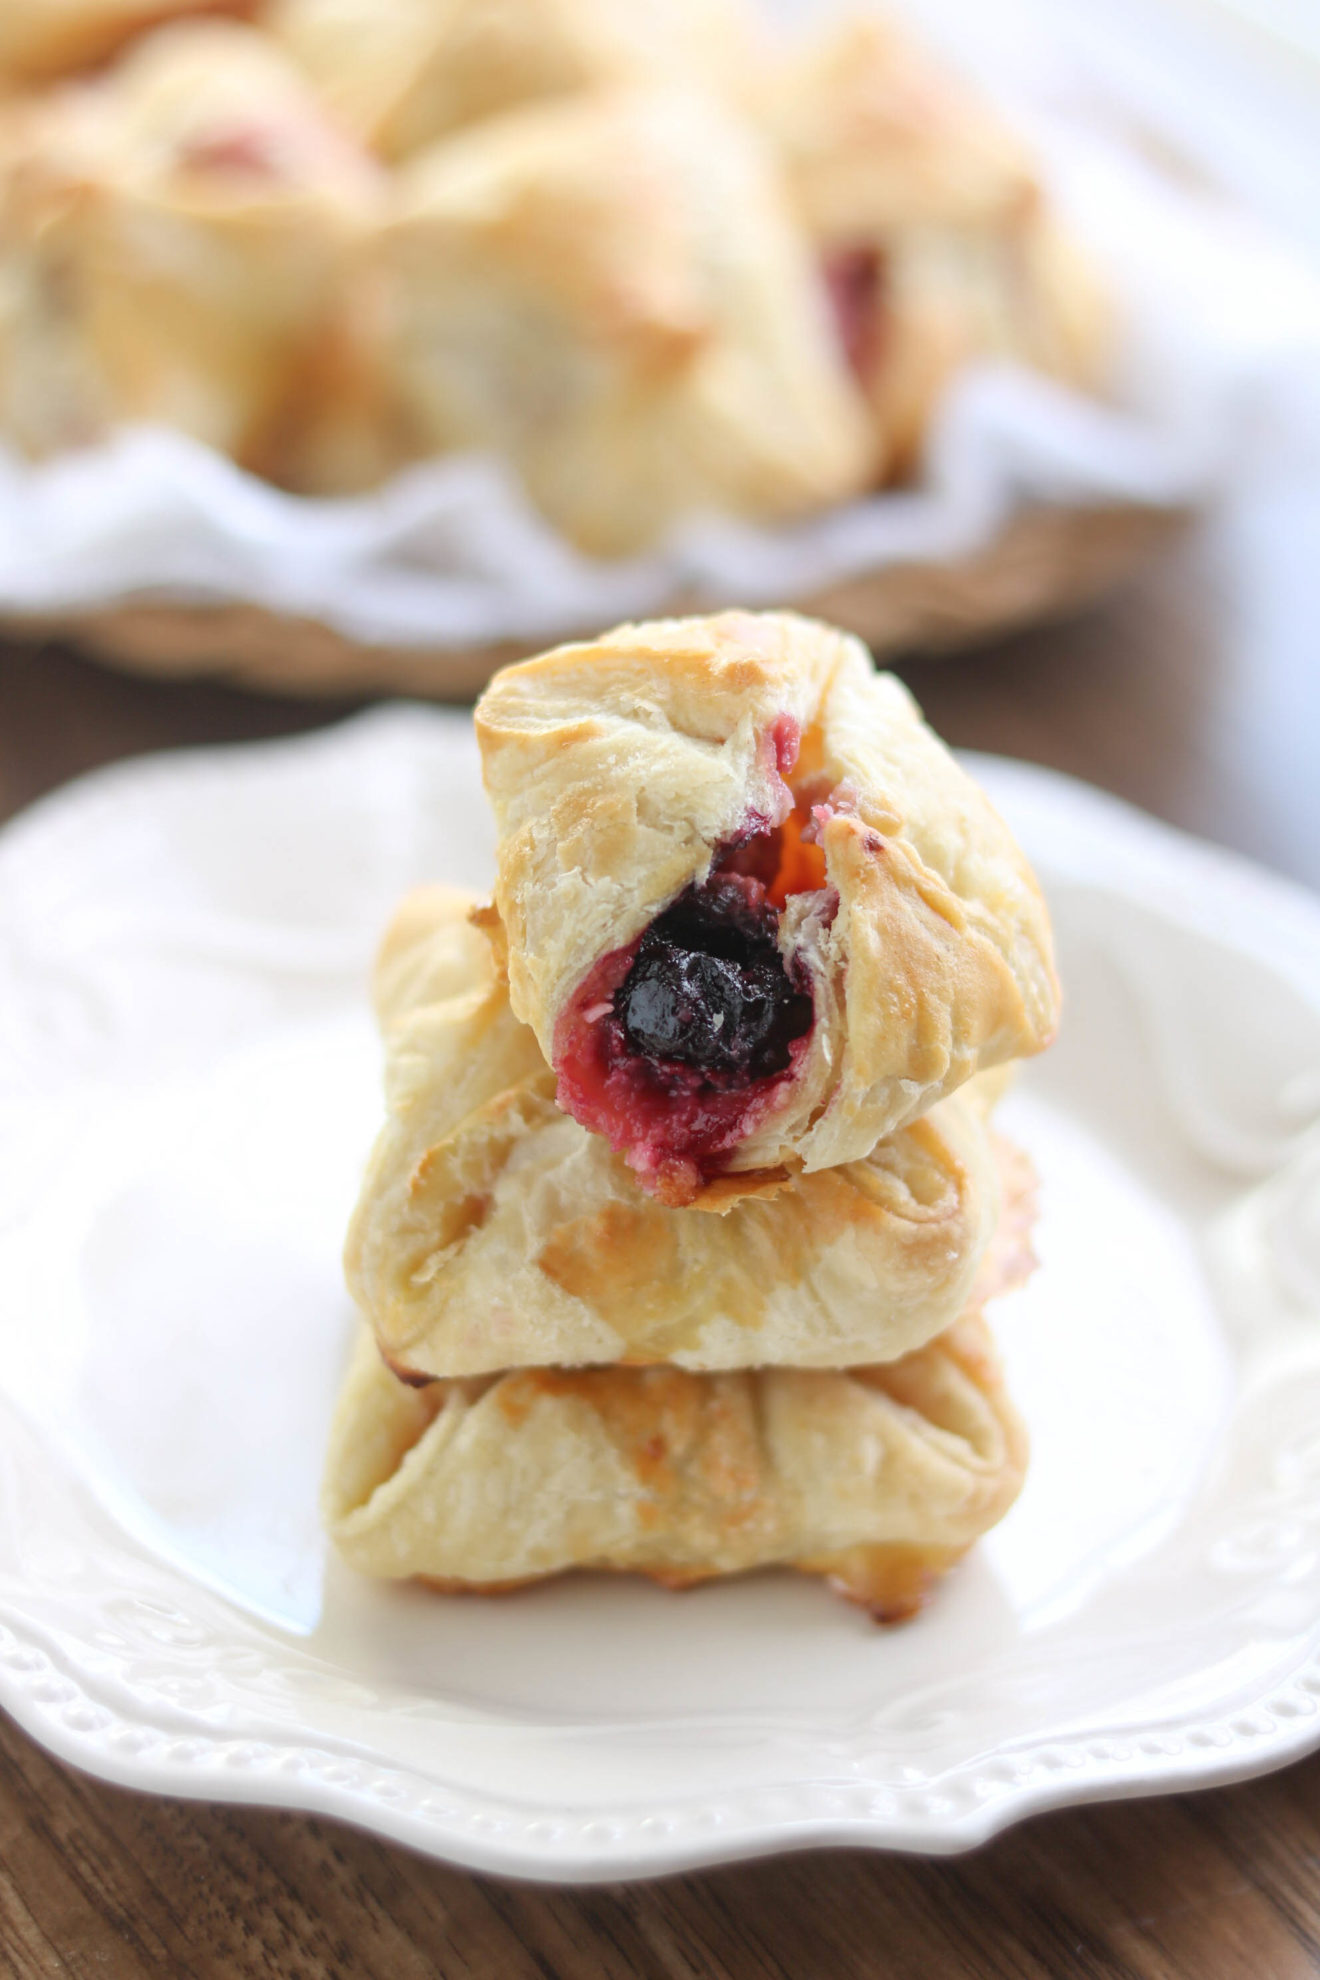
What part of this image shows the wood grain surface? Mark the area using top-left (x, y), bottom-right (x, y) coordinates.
top-left (1, 485), bottom-right (1318, 1978)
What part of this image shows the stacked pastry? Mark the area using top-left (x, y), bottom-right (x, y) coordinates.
top-left (324, 610), bottom-right (1057, 1618)
top-left (0, 0), bottom-right (1109, 549)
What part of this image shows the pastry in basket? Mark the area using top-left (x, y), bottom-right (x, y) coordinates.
top-left (0, 0), bottom-right (253, 84)
top-left (379, 87), bottom-right (871, 557)
top-left (271, 0), bottom-right (760, 161)
top-left (0, 21), bottom-right (386, 476)
top-left (763, 13), bottom-right (1110, 477)
top-left (345, 884), bottom-right (1008, 1378)
top-left (323, 1305), bottom-right (1028, 1619)
top-left (475, 611), bottom-right (1059, 1205)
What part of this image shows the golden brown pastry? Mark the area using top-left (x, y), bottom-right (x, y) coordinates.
top-left (0, 22), bottom-right (387, 476)
top-left (475, 611), bottom-right (1059, 1206)
top-left (322, 1309), bottom-right (1027, 1617)
top-left (763, 13), bottom-right (1110, 477)
top-left (270, 0), bottom-right (762, 161)
top-left (765, 13), bottom-right (1036, 243)
top-left (346, 884), bottom-right (1006, 1377)
top-left (379, 87), bottom-right (871, 557)
top-left (0, 0), bottom-right (253, 84)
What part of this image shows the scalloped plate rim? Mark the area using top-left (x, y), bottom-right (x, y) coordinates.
top-left (0, 705), bottom-right (1318, 1882)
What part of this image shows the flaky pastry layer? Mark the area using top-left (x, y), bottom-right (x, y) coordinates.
top-left (476, 610), bottom-right (1059, 1199)
top-left (323, 1309), bottom-right (1028, 1617)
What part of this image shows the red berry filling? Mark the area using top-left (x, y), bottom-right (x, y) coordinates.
top-left (177, 124), bottom-right (292, 181)
top-left (823, 246), bottom-right (885, 386)
top-left (554, 881), bottom-right (813, 1203)
top-left (554, 721), bottom-right (833, 1202)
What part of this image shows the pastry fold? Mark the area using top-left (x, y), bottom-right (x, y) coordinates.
top-left (271, 0), bottom-right (760, 161)
top-left (322, 1310), bottom-right (1027, 1617)
top-left (0, 1), bottom-right (252, 84)
top-left (379, 88), bottom-right (869, 556)
top-left (0, 22), bottom-right (385, 476)
top-left (346, 885), bottom-right (1006, 1376)
top-left (476, 610), bottom-right (1059, 1204)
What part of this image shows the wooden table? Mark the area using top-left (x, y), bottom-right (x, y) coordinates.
top-left (2, 487), bottom-right (1318, 1978)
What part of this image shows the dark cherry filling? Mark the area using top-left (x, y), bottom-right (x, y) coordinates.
top-left (553, 716), bottom-right (833, 1202)
top-left (619, 876), bottom-right (813, 1082)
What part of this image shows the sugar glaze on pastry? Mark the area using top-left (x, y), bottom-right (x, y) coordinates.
top-left (345, 885), bottom-right (1009, 1377)
top-left (476, 610), bottom-right (1059, 1206)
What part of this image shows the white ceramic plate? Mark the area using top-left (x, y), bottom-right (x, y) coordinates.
top-left (1, 708), bottom-right (1318, 1883)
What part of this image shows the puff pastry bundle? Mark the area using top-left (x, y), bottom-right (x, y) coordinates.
top-left (379, 86), bottom-right (871, 556)
top-left (762, 14), bottom-right (1112, 478)
top-left (0, 21), bottom-right (387, 475)
top-left (326, 610), bottom-right (1052, 1618)
top-left (0, 0), bottom-right (1110, 547)
top-left (477, 610), bottom-right (1058, 1205)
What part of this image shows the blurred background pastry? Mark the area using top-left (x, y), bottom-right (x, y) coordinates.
top-left (763, 13), bottom-right (1111, 478)
top-left (269, 0), bottom-right (762, 160)
top-left (0, 0), bottom-right (255, 86)
top-left (0, 21), bottom-right (385, 474)
top-left (0, 0), bottom-right (1111, 547)
top-left (380, 87), bottom-right (871, 555)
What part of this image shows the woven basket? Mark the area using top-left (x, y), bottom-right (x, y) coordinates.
top-left (4, 499), bottom-right (1182, 701)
